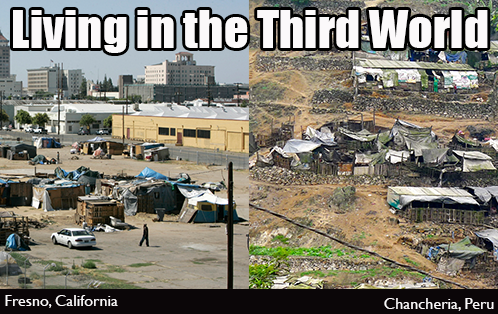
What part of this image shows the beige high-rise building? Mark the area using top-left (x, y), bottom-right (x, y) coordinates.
top-left (0, 31), bottom-right (10, 78)
top-left (27, 66), bottom-right (83, 97)
top-left (144, 52), bottom-right (215, 86)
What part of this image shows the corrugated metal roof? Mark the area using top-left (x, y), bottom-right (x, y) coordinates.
top-left (357, 59), bottom-right (474, 71)
top-left (388, 186), bottom-right (474, 198)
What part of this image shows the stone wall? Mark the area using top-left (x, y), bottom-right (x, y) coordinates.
top-left (353, 95), bottom-right (495, 120)
top-left (255, 56), bottom-right (353, 72)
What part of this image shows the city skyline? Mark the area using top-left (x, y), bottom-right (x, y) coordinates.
top-left (1, 0), bottom-right (249, 87)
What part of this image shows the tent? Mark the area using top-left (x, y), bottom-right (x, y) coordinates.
top-left (282, 139), bottom-right (321, 154)
top-left (136, 167), bottom-right (169, 180)
top-left (34, 137), bottom-right (61, 149)
top-left (178, 189), bottom-right (238, 223)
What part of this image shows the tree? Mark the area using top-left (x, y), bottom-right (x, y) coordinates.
top-left (79, 77), bottom-right (87, 98)
top-left (79, 114), bottom-right (97, 130)
top-left (32, 113), bottom-right (50, 127)
top-left (0, 109), bottom-right (9, 123)
top-left (103, 115), bottom-right (113, 128)
top-left (14, 109), bottom-right (32, 126)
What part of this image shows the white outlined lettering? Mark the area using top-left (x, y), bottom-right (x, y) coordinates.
top-left (134, 7), bottom-right (176, 51)
top-left (10, 7), bottom-right (129, 55)
top-left (181, 8), bottom-right (249, 51)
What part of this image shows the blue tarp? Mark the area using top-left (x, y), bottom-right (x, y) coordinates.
top-left (136, 167), bottom-right (169, 180)
top-left (5, 233), bottom-right (28, 251)
top-left (39, 137), bottom-right (61, 148)
top-left (446, 51), bottom-right (467, 63)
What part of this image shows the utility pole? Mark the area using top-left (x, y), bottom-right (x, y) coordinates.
top-left (0, 90), bottom-right (3, 130)
top-left (227, 162), bottom-right (234, 289)
top-left (57, 63), bottom-right (63, 135)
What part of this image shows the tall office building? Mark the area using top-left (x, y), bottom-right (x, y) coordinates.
top-left (0, 31), bottom-right (10, 78)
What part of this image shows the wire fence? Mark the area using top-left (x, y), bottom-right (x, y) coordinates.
top-left (0, 251), bottom-right (103, 289)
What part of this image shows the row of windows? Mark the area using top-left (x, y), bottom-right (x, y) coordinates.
top-left (158, 127), bottom-right (210, 139)
top-left (158, 127), bottom-right (176, 136)
top-left (184, 129), bottom-right (210, 139)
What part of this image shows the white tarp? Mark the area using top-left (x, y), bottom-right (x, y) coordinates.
top-left (187, 190), bottom-right (229, 206)
top-left (282, 139), bottom-right (321, 154)
top-left (385, 150), bottom-right (410, 164)
top-left (453, 150), bottom-right (496, 172)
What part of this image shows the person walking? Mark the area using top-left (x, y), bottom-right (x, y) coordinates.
top-left (139, 224), bottom-right (149, 247)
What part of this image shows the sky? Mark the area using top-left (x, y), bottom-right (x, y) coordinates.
top-left (1, 0), bottom-right (249, 86)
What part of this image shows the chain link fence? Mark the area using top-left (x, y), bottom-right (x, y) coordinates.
top-left (1, 251), bottom-right (107, 289)
top-left (0, 131), bottom-right (248, 170)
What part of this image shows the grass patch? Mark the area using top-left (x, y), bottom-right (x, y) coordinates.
top-left (250, 245), bottom-right (374, 260)
top-left (128, 262), bottom-right (154, 268)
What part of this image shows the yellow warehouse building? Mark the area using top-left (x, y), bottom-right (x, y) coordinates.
top-left (112, 103), bottom-right (249, 153)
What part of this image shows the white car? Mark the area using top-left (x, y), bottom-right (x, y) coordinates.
top-left (51, 228), bottom-right (96, 249)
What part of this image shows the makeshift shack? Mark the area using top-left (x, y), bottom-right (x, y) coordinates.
top-left (0, 180), bottom-right (33, 206)
top-left (475, 229), bottom-right (498, 261)
top-left (387, 186), bottom-right (484, 224)
top-left (75, 196), bottom-right (125, 226)
top-left (452, 150), bottom-right (496, 172)
top-left (145, 146), bottom-right (170, 161)
top-left (121, 181), bottom-right (183, 216)
top-left (436, 237), bottom-right (485, 275)
top-left (82, 137), bottom-right (107, 155)
top-left (178, 189), bottom-right (238, 223)
top-left (32, 183), bottom-right (85, 211)
top-left (129, 143), bottom-right (165, 160)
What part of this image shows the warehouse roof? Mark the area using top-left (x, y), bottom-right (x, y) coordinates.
top-left (131, 103), bottom-right (249, 121)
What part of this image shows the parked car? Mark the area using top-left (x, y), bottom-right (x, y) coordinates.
top-left (51, 228), bottom-right (96, 249)
top-left (2, 126), bottom-right (11, 131)
top-left (24, 126), bottom-right (33, 133)
top-left (33, 127), bottom-right (47, 134)
top-left (77, 128), bottom-right (89, 135)
top-left (96, 129), bottom-right (110, 135)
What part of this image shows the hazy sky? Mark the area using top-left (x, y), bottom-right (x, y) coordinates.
top-left (2, 0), bottom-right (249, 85)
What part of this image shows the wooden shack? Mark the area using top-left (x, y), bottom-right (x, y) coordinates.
top-left (0, 182), bottom-right (33, 206)
top-left (32, 184), bottom-right (85, 211)
top-left (75, 196), bottom-right (125, 226)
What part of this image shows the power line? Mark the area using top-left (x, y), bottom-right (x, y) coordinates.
top-left (249, 202), bottom-right (469, 289)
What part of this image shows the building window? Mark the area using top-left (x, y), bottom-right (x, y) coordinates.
top-left (197, 129), bottom-right (210, 139)
top-left (170, 128), bottom-right (176, 136)
top-left (158, 127), bottom-right (170, 136)
top-left (184, 129), bottom-right (196, 138)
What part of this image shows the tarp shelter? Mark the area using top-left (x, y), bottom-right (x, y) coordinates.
top-left (452, 150), bottom-right (496, 172)
top-left (34, 137), bottom-right (61, 148)
top-left (136, 167), bottom-right (169, 180)
top-left (178, 188), bottom-right (238, 223)
top-left (7, 143), bottom-right (37, 160)
top-left (55, 166), bottom-right (101, 186)
top-left (303, 126), bottom-right (336, 146)
top-left (282, 139), bottom-right (321, 154)
top-left (439, 237), bottom-right (485, 260)
top-left (387, 186), bottom-right (480, 211)
top-left (389, 119), bottom-right (437, 157)
top-left (121, 181), bottom-right (183, 216)
top-left (475, 229), bottom-right (498, 260)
